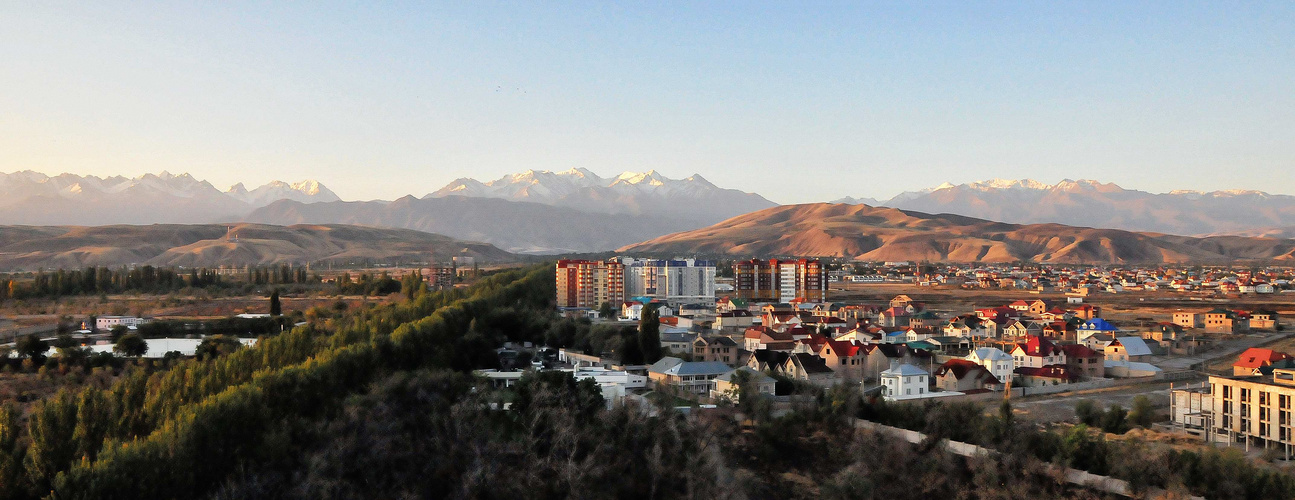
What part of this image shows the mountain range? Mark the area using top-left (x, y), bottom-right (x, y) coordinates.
top-left (844, 179), bottom-right (1295, 236)
top-left (0, 223), bottom-right (517, 270)
top-left (622, 203), bottom-right (1295, 264)
top-left (0, 171), bottom-right (340, 226)
top-left (246, 168), bottom-right (777, 253)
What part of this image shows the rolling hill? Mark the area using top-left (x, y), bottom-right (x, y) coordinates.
top-left (0, 223), bottom-right (518, 271)
top-left (619, 203), bottom-right (1295, 264)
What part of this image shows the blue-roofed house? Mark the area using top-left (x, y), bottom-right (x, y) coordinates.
top-left (1078, 318), bottom-right (1120, 341)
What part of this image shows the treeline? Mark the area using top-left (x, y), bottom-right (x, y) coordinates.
top-left (0, 264), bottom-right (319, 300)
top-left (33, 266), bottom-right (551, 498)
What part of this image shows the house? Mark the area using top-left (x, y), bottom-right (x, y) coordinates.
top-left (966, 347), bottom-right (1014, 385)
top-left (693, 335), bottom-right (739, 365)
top-left (1250, 310), bottom-right (1279, 330)
top-left (779, 353), bottom-right (839, 387)
top-left (889, 295), bottom-right (914, 309)
top-left (1172, 311), bottom-right (1203, 329)
top-left (746, 349), bottom-right (791, 372)
top-left (861, 343), bottom-right (933, 383)
top-left (1232, 348), bottom-right (1294, 376)
top-left (1073, 305), bottom-right (1102, 320)
top-left (1104, 337), bottom-right (1153, 363)
top-left (908, 311), bottom-right (942, 328)
top-left (1028, 299), bottom-right (1051, 315)
top-left (877, 307), bottom-right (911, 328)
top-left (712, 367), bottom-right (777, 402)
top-left (647, 357), bottom-right (733, 395)
top-left (714, 310), bottom-right (755, 330)
top-left (924, 336), bottom-right (972, 355)
top-left (819, 340), bottom-right (867, 381)
top-left (880, 363), bottom-right (931, 400)
top-left (1204, 308), bottom-right (1247, 334)
top-left (1010, 336), bottom-right (1066, 368)
top-left (1060, 344), bottom-right (1104, 379)
top-left (1014, 365), bottom-right (1075, 387)
top-left (659, 332), bottom-right (695, 354)
top-left (934, 359), bottom-right (1001, 392)
top-left (903, 326), bottom-right (938, 343)
top-left (1077, 318), bottom-right (1119, 341)
top-left (715, 297), bottom-right (748, 314)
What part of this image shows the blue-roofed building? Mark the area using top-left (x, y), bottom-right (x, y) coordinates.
top-left (647, 356), bottom-right (733, 394)
top-left (1078, 318), bottom-right (1120, 341)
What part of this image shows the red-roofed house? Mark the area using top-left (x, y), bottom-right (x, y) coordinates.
top-left (820, 340), bottom-right (867, 381)
top-left (1014, 365), bottom-right (1076, 387)
top-left (1060, 344), bottom-right (1104, 379)
top-left (1233, 348), bottom-right (1294, 376)
top-left (1010, 335), bottom-right (1066, 368)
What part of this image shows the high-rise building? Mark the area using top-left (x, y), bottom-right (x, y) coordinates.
top-left (733, 258), bottom-right (826, 303)
top-left (621, 258), bottom-right (716, 304)
top-left (556, 259), bottom-right (625, 308)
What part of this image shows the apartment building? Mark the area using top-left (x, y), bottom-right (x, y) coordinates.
top-left (555, 259), bottom-right (625, 309)
top-left (621, 258), bottom-right (717, 305)
top-left (733, 258), bottom-right (827, 303)
top-left (1210, 370), bottom-right (1295, 452)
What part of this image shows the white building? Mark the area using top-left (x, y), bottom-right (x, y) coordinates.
top-left (880, 363), bottom-right (930, 400)
top-left (95, 316), bottom-right (145, 331)
top-left (966, 347), bottom-right (1015, 385)
top-left (621, 258), bottom-right (717, 305)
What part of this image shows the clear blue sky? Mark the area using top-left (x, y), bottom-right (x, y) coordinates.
top-left (2, 2), bottom-right (1292, 203)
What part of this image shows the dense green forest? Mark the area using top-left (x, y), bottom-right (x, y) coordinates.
top-left (0, 265), bottom-right (1290, 498)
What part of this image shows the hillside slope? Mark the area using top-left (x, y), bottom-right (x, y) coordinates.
top-left (620, 203), bottom-right (1295, 264)
top-left (0, 223), bottom-right (517, 270)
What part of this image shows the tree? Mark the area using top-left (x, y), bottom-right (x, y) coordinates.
top-left (598, 301), bottom-right (615, 320)
top-left (1101, 404), bottom-right (1128, 434)
top-left (15, 334), bottom-right (47, 361)
top-left (113, 333), bottom-right (148, 358)
top-left (269, 289), bottom-right (282, 316)
top-left (638, 305), bottom-right (663, 363)
top-left (1128, 395), bottom-right (1155, 428)
top-left (196, 335), bottom-right (244, 359)
top-left (1074, 399), bottom-right (1101, 426)
top-left (109, 324), bottom-right (128, 341)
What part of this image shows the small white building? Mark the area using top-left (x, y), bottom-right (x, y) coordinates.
top-left (880, 363), bottom-right (930, 400)
top-left (965, 347), bottom-right (1015, 386)
top-left (95, 316), bottom-right (144, 331)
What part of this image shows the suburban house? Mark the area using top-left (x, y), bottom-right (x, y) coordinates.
top-left (1073, 304), bottom-right (1102, 320)
top-left (880, 362), bottom-right (931, 400)
top-left (1011, 336), bottom-right (1067, 368)
top-left (1014, 365), bottom-right (1075, 387)
top-left (1104, 337), bottom-right (1154, 363)
top-left (862, 343), bottom-right (934, 383)
top-left (659, 332), bottom-right (695, 354)
top-left (933, 359), bottom-right (1001, 392)
top-left (1077, 318), bottom-right (1119, 341)
top-left (1251, 310), bottom-right (1279, 330)
top-left (818, 340), bottom-right (867, 381)
top-left (747, 349), bottom-right (791, 372)
top-left (1059, 344), bottom-right (1105, 379)
top-left (714, 310), bottom-right (755, 330)
top-left (712, 367), bottom-right (777, 402)
top-left (966, 347), bottom-right (1015, 385)
top-left (646, 357), bottom-right (733, 395)
top-left (1173, 311), bottom-right (1204, 329)
top-left (779, 352), bottom-right (838, 387)
top-left (1233, 348), bottom-right (1295, 376)
top-left (693, 335), bottom-right (740, 365)
top-left (1204, 308), bottom-right (1247, 334)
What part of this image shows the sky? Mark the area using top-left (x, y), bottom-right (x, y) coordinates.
top-left (2, 2), bottom-right (1293, 204)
